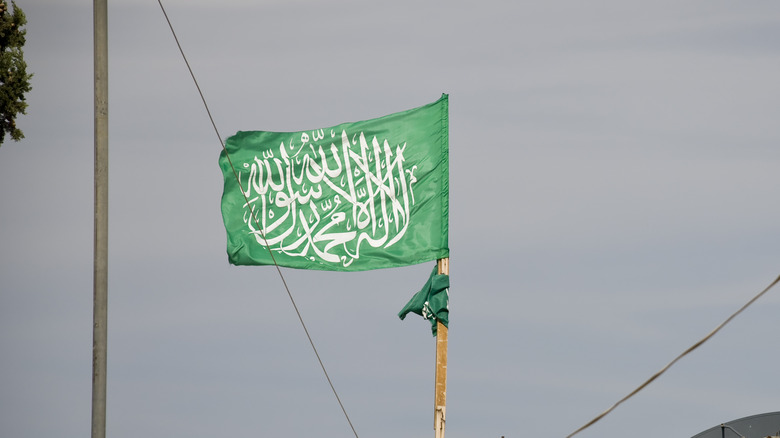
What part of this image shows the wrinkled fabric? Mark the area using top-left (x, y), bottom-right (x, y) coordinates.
top-left (219, 95), bottom-right (449, 271)
top-left (399, 265), bottom-right (449, 336)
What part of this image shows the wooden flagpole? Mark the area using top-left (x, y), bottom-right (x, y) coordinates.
top-left (434, 258), bottom-right (449, 438)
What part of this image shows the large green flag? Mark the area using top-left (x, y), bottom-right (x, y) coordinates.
top-left (219, 94), bottom-right (449, 271)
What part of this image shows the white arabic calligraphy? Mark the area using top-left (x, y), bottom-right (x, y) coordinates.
top-left (238, 129), bottom-right (417, 266)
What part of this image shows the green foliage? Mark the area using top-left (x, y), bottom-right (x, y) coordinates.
top-left (0, 1), bottom-right (32, 145)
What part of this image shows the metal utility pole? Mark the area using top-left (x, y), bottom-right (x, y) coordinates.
top-left (92, 0), bottom-right (108, 437)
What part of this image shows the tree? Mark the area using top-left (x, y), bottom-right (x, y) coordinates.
top-left (0, 1), bottom-right (31, 145)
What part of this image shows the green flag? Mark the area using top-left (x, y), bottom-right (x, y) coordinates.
top-left (398, 265), bottom-right (449, 336)
top-left (219, 94), bottom-right (449, 271)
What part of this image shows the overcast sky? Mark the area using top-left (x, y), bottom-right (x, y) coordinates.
top-left (2, 1), bottom-right (780, 437)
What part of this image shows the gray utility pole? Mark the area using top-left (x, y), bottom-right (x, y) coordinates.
top-left (92, 0), bottom-right (108, 437)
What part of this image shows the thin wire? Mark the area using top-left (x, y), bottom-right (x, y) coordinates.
top-left (566, 274), bottom-right (780, 438)
top-left (156, 2), bottom-right (359, 437)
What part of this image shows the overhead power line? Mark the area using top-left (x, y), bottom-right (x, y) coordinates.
top-left (567, 274), bottom-right (780, 438)
top-left (155, 2), bottom-right (359, 437)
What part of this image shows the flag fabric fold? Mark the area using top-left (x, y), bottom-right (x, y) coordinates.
top-left (398, 265), bottom-right (449, 336)
top-left (219, 94), bottom-right (449, 271)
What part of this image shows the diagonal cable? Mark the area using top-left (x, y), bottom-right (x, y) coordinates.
top-left (567, 274), bottom-right (780, 438)
top-left (156, 2), bottom-right (359, 437)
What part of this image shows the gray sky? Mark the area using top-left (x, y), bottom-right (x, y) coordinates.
top-left (2, 1), bottom-right (779, 437)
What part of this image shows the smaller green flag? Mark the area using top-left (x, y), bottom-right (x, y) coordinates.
top-left (398, 265), bottom-right (449, 336)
